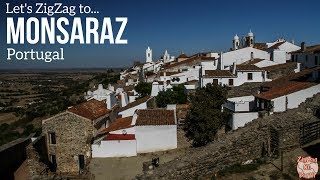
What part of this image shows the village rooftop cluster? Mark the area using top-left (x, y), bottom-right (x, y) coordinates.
top-left (11, 30), bottom-right (320, 178)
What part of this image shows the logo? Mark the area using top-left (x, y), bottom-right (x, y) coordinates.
top-left (297, 156), bottom-right (318, 179)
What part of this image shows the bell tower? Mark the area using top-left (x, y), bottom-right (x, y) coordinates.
top-left (247, 30), bottom-right (254, 47)
top-left (233, 34), bottom-right (240, 50)
top-left (146, 46), bottom-right (152, 63)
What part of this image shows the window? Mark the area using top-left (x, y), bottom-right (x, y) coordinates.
top-left (247, 73), bottom-right (253, 80)
top-left (228, 79), bottom-right (234, 86)
top-left (315, 56), bottom-right (319, 65)
top-left (291, 54), bottom-right (294, 61)
top-left (50, 155), bottom-right (57, 171)
top-left (49, 132), bottom-right (56, 144)
top-left (79, 155), bottom-right (85, 170)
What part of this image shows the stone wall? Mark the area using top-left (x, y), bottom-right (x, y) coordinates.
top-left (136, 94), bottom-right (320, 179)
top-left (0, 136), bottom-right (32, 180)
top-left (42, 112), bottom-right (94, 175)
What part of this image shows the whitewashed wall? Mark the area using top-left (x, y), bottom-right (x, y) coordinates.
top-left (230, 112), bottom-right (259, 130)
top-left (272, 50), bottom-right (286, 64)
top-left (272, 96), bottom-right (286, 112)
top-left (224, 96), bottom-right (255, 112)
top-left (118, 102), bottom-right (147, 118)
top-left (235, 71), bottom-right (267, 86)
top-left (287, 84), bottom-right (320, 109)
top-left (92, 140), bottom-right (137, 158)
top-left (135, 125), bottom-right (177, 153)
top-left (201, 71), bottom-right (269, 87)
top-left (272, 84), bottom-right (320, 112)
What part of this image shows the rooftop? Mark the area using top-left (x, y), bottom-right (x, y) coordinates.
top-left (67, 99), bottom-right (111, 121)
top-left (241, 58), bottom-right (265, 65)
top-left (136, 109), bottom-right (176, 126)
top-left (253, 43), bottom-right (267, 50)
top-left (267, 41), bottom-right (285, 50)
top-left (255, 81), bottom-right (318, 100)
top-left (204, 70), bottom-right (235, 78)
top-left (255, 67), bottom-right (320, 100)
top-left (292, 44), bottom-right (320, 53)
top-left (98, 116), bottom-right (133, 134)
top-left (162, 56), bottom-right (215, 70)
top-left (236, 65), bottom-right (262, 71)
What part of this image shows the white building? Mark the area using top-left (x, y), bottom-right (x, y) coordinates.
top-left (150, 81), bottom-right (172, 97)
top-left (84, 84), bottom-right (116, 109)
top-left (92, 116), bottom-right (136, 157)
top-left (221, 47), bottom-right (270, 68)
top-left (291, 43), bottom-right (320, 69)
top-left (93, 109), bottom-right (177, 157)
top-left (201, 64), bottom-right (271, 87)
top-left (224, 96), bottom-right (258, 130)
top-left (255, 67), bottom-right (320, 113)
top-left (134, 109), bottom-right (177, 153)
top-left (163, 50), bottom-right (175, 63)
top-left (118, 96), bottom-right (152, 118)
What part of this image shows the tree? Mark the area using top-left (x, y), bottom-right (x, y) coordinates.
top-left (135, 82), bottom-right (152, 98)
top-left (156, 84), bottom-right (187, 107)
top-left (183, 83), bottom-right (229, 147)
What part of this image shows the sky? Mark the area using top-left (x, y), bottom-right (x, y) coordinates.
top-left (0, 0), bottom-right (319, 69)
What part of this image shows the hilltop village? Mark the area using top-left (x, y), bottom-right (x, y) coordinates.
top-left (5, 31), bottom-right (320, 179)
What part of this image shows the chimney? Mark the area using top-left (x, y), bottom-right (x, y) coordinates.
top-left (301, 42), bottom-right (306, 51)
top-left (220, 52), bottom-right (223, 70)
top-left (232, 62), bottom-right (236, 74)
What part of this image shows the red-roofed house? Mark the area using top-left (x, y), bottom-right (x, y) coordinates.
top-left (255, 68), bottom-right (320, 112)
top-left (92, 109), bottom-right (177, 157)
top-left (67, 99), bottom-right (111, 131)
top-left (201, 64), bottom-right (271, 87)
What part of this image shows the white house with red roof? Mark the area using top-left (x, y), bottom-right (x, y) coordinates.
top-left (255, 67), bottom-right (320, 113)
top-left (92, 109), bottom-right (177, 157)
top-left (201, 64), bottom-right (271, 87)
top-left (92, 116), bottom-right (137, 157)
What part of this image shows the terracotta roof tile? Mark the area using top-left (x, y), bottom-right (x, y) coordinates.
top-left (136, 109), bottom-right (176, 126)
top-left (162, 56), bottom-right (215, 70)
top-left (241, 58), bottom-right (264, 65)
top-left (103, 134), bottom-right (135, 141)
top-left (268, 42), bottom-right (285, 50)
top-left (262, 62), bottom-right (297, 71)
top-left (253, 43), bottom-right (267, 50)
top-left (255, 81), bottom-right (318, 100)
top-left (236, 65), bottom-right (262, 71)
top-left (67, 99), bottom-right (111, 120)
top-left (98, 116), bottom-right (133, 134)
top-left (204, 70), bottom-right (235, 78)
top-left (255, 67), bottom-right (320, 100)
